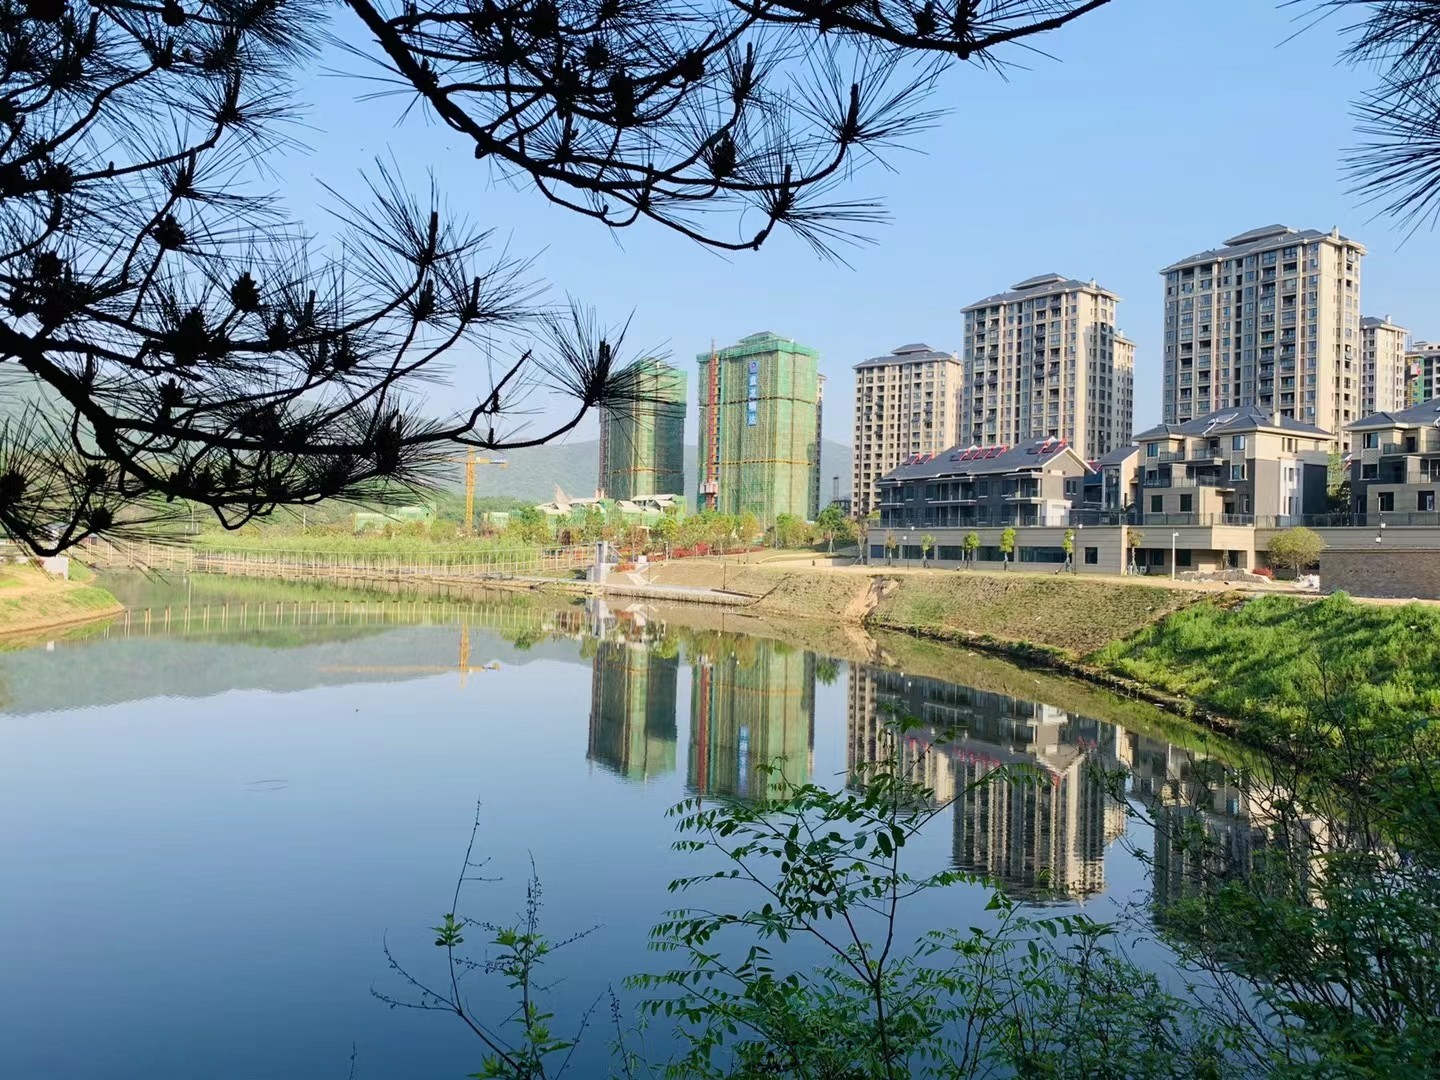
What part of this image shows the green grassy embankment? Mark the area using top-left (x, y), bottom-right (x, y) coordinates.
top-left (869, 573), bottom-right (1206, 656)
top-left (1090, 592), bottom-right (1440, 737)
top-left (0, 562), bottom-right (122, 638)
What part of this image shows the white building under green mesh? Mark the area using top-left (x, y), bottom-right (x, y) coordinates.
top-left (599, 358), bottom-right (686, 501)
top-left (697, 332), bottom-right (821, 521)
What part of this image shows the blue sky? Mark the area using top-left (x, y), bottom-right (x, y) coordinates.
top-left (273, 0), bottom-right (1423, 449)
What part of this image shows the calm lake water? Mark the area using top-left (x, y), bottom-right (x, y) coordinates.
top-left (0, 573), bottom-right (1247, 1079)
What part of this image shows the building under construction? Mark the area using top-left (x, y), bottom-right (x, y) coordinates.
top-left (599, 358), bottom-right (686, 501)
top-left (697, 332), bottom-right (822, 521)
top-left (588, 639), bottom-right (679, 781)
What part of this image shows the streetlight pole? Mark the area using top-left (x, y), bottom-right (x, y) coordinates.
top-left (1171, 531), bottom-right (1179, 580)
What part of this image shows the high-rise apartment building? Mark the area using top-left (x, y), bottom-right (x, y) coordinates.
top-left (697, 332), bottom-right (820, 520)
top-left (588, 639), bottom-right (679, 781)
top-left (851, 343), bottom-right (964, 517)
top-left (961, 273), bottom-right (1134, 462)
top-left (1405, 341), bottom-right (1440, 405)
top-left (1161, 225), bottom-right (1365, 448)
top-left (1360, 315), bottom-right (1408, 417)
top-left (598, 358), bottom-right (686, 500)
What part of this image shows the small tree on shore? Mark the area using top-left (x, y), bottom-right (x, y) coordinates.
top-left (884, 531), bottom-right (898, 566)
top-left (1269, 527), bottom-right (1325, 580)
top-left (1062, 528), bottom-right (1076, 573)
top-left (963, 531), bottom-right (981, 569)
top-left (920, 533), bottom-right (935, 568)
top-left (999, 527), bottom-right (1017, 570)
top-left (1126, 529), bottom-right (1145, 574)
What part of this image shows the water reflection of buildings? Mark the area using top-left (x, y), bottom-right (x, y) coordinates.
top-left (587, 639), bottom-right (680, 781)
top-left (848, 667), bottom-right (1128, 900)
top-left (689, 642), bottom-right (816, 800)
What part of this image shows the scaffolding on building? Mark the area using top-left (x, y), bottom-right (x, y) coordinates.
top-left (598, 358), bottom-right (687, 501)
top-left (696, 332), bottom-right (821, 522)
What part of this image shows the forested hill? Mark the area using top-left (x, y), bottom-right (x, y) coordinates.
top-left (440, 440), bottom-right (855, 504)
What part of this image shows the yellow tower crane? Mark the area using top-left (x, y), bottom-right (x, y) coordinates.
top-left (442, 450), bottom-right (509, 535)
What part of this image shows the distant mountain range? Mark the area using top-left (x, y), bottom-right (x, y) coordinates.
top-left (443, 439), bottom-right (854, 504)
top-left (0, 372), bottom-right (854, 508)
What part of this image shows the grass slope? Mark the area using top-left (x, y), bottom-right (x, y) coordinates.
top-left (872, 574), bottom-right (1205, 656)
top-left (0, 563), bottom-right (122, 638)
top-left (1092, 593), bottom-right (1440, 731)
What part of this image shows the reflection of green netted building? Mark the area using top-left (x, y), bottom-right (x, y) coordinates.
top-left (600, 358), bottom-right (686, 501)
top-left (689, 643), bottom-right (815, 800)
top-left (588, 640), bottom-right (679, 780)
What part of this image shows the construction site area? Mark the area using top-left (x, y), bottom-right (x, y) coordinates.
top-left (698, 332), bottom-right (823, 522)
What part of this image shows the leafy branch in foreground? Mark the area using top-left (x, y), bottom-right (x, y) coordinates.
top-left (0, 0), bottom-right (658, 555)
top-left (388, 736), bottom-right (1229, 1078)
top-left (343, 0), bottom-right (1113, 254)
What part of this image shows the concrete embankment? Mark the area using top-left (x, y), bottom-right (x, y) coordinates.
top-left (0, 562), bottom-right (123, 640)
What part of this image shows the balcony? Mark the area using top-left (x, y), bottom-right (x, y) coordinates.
top-left (1141, 475), bottom-right (1235, 490)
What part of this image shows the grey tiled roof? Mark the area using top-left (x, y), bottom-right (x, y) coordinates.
top-left (1093, 444), bottom-right (1140, 466)
top-left (961, 273), bottom-right (1115, 313)
top-left (1134, 404), bottom-right (1331, 440)
top-left (1161, 225), bottom-right (1362, 274)
top-left (1348, 398), bottom-right (1440, 431)
top-left (854, 344), bottom-right (957, 369)
top-left (880, 438), bottom-right (1091, 483)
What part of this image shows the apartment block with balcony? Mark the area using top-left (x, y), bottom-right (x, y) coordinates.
top-left (1347, 399), bottom-right (1440, 523)
top-left (1161, 225), bottom-right (1365, 449)
top-left (876, 438), bottom-right (1090, 532)
top-left (1078, 444), bottom-right (1140, 520)
top-left (1406, 342), bottom-right (1440, 406)
top-left (961, 274), bottom-right (1134, 463)
top-left (851, 344), bottom-right (963, 517)
top-left (1134, 405), bottom-right (1332, 529)
top-left (1360, 315), bottom-right (1408, 417)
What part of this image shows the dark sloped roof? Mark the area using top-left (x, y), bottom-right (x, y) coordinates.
top-left (1161, 225), bottom-right (1362, 274)
top-left (1094, 444), bottom-right (1141, 466)
top-left (854, 344), bottom-right (957, 369)
top-left (880, 438), bottom-right (1091, 483)
top-left (1348, 398), bottom-right (1440, 431)
top-left (962, 274), bottom-right (1115, 313)
top-left (1134, 404), bottom-right (1331, 441)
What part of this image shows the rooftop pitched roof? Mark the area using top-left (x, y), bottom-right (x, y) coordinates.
top-left (854, 343), bottom-right (958, 369)
top-left (1161, 225), bottom-right (1363, 274)
top-left (1094, 444), bottom-right (1141, 466)
top-left (879, 438), bottom-right (1091, 483)
top-left (961, 274), bottom-right (1116, 313)
top-left (1134, 404), bottom-right (1331, 440)
top-left (1348, 397), bottom-right (1440, 431)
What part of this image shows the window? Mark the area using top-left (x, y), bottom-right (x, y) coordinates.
top-left (1361, 463), bottom-right (1378, 480)
top-left (1230, 464), bottom-right (1247, 481)
top-left (1151, 495), bottom-right (1164, 513)
top-left (1231, 434), bottom-right (1247, 451)
top-left (1179, 494), bottom-right (1193, 513)
top-left (1084, 547), bottom-right (1098, 565)
top-left (1379, 492), bottom-right (1395, 512)
top-left (1421, 491), bottom-right (1436, 512)
top-left (1064, 479), bottom-right (1079, 496)
top-left (1176, 549), bottom-right (1193, 567)
top-left (1146, 443), bottom-right (1158, 458)
top-left (1363, 432), bottom-right (1380, 449)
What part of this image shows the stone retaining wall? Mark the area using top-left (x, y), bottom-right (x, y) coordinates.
top-left (1322, 549), bottom-right (1440, 600)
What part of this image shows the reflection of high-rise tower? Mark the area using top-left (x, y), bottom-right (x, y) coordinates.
top-left (846, 666), bottom-right (1118, 899)
top-left (587, 639), bottom-right (679, 781)
top-left (690, 643), bottom-right (815, 800)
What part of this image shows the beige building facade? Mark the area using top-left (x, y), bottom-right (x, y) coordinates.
top-left (1161, 225), bottom-right (1365, 449)
top-left (851, 343), bottom-right (963, 517)
top-left (1360, 315), bottom-right (1408, 417)
top-left (961, 273), bottom-right (1134, 463)
top-left (1406, 341), bottom-right (1440, 406)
